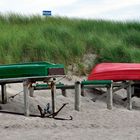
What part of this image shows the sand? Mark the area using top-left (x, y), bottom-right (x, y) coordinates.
top-left (0, 77), bottom-right (140, 140)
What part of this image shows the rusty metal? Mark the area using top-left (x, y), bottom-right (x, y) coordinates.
top-left (37, 103), bottom-right (68, 117)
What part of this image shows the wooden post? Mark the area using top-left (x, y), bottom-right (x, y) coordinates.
top-left (81, 84), bottom-right (85, 96)
top-left (62, 88), bottom-right (67, 97)
top-left (75, 81), bottom-right (81, 111)
top-left (1, 83), bottom-right (7, 104)
top-left (107, 84), bottom-right (113, 110)
top-left (127, 81), bottom-right (132, 110)
top-left (51, 80), bottom-right (56, 117)
top-left (23, 80), bottom-right (30, 116)
top-left (29, 86), bottom-right (34, 97)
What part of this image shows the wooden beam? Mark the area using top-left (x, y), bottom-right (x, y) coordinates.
top-left (75, 81), bottom-right (81, 111)
top-left (0, 75), bottom-right (65, 84)
top-left (113, 82), bottom-right (128, 92)
top-left (1, 83), bottom-right (7, 104)
top-left (23, 80), bottom-right (30, 116)
top-left (107, 84), bottom-right (113, 110)
top-left (34, 85), bottom-right (75, 90)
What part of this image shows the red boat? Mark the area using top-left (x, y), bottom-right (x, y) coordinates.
top-left (88, 63), bottom-right (140, 81)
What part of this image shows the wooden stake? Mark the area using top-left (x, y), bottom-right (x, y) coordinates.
top-left (51, 80), bottom-right (56, 117)
top-left (127, 81), bottom-right (132, 110)
top-left (1, 83), bottom-right (7, 104)
top-left (23, 80), bottom-right (30, 116)
top-left (62, 89), bottom-right (67, 97)
top-left (75, 81), bottom-right (81, 111)
top-left (107, 84), bottom-right (113, 110)
top-left (29, 86), bottom-right (34, 97)
top-left (81, 84), bottom-right (85, 96)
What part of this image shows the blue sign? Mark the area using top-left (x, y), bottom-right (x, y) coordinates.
top-left (43, 11), bottom-right (52, 16)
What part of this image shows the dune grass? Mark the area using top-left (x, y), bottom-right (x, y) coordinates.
top-left (0, 14), bottom-right (139, 74)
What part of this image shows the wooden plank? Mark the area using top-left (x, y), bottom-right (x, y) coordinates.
top-left (0, 75), bottom-right (65, 84)
top-left (23, 81), bottom-right (30, 116)
top-left (1, 84), bottom-right (7, 104)
top-left (83, 85), bottom-right (109, 88)
top-left (34, 84), bottom-right (74, 90)
top-left (113, 82), bottom-right (128, 92)
top-left (34, 84), bottom-right (109, 91)
top-left (75, 81), bottom-right (81, 111)
top-left (107, 84), bottom-right (113, 110)
top-left (81, 80), bottom-right (111, 85)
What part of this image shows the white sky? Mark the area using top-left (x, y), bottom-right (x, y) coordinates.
top-left (0, 0), bottom-right (140, 21)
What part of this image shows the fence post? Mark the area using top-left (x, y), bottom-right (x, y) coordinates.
top-left (75, 81), bottom-right (81, 111)
top-left (29, 85), bottom-right (34, 97)
top-left (107, 83), bottom-right (113, 110)
top-left (62, 89), bottom-right (67, 97)
top-left (1, 83), bottom-right (7, 104)
top-left (51, 80), bottom-right (56, 117)
top-left (127, 81), bottom-right (132, 110)
top-left (81, 84), bottom-right (85, 96)
top-left (23, 80), bottom-right (30, 116)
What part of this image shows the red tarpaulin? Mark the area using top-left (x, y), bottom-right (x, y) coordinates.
top-left (88, 63), bottom-right (140, 80)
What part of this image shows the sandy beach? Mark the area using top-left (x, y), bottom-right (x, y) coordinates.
top-left (0, 77), bottom-right (140, 140)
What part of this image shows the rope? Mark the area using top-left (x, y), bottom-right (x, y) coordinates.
top-left (8, 90), bottom-right (23, 99)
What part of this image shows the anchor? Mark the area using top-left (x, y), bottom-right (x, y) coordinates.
top-left (37, 103), bottom-right (73, 120)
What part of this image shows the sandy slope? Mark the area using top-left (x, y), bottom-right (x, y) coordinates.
top-left (0, 78), bottom-right (140, 140)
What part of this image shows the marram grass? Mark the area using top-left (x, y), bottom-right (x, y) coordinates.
top-left (0, 14), bottom-right (140, 74)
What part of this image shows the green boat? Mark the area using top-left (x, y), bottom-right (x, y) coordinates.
top-left (0, 62), bottom-right (65, 79)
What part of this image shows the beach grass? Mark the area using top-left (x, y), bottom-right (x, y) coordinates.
top-left (0, 14), bottom-right (139, 74)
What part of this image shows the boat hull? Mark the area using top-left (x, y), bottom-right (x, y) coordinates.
top-left (0, 62), bottom-right (64, 79)
top-left (88, 63), bottom-right (140, 80)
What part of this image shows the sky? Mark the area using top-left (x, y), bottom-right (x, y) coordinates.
top-left (0, 0), bottom-right (140, 21)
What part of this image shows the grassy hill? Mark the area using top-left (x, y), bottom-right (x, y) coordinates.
top-left (0, 14), bottom-right (140, 74)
